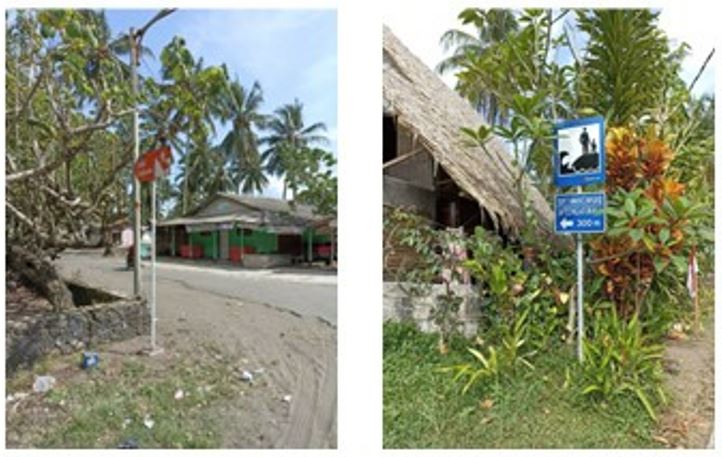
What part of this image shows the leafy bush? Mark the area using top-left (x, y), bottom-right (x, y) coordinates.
top-left (465, 227), bottom-right (571, 351)
top-left (579, 309), bottom-right (666, 420)
top-left (590, 127), bottom-right (705, 319)
top-left (445, 308), bottom-right (535, 393)
top-left (383, 208), bottom-right (470, 352)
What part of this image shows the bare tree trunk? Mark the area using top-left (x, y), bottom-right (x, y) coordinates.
top-left (101, 217), bottom-right (114, 256)
top-left (7, 245), bottom-right (74, 312)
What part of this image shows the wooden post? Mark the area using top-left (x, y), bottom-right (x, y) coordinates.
top-left (307, 227), bottom-right (313, 265)
top-left (692, 245), bottom-right (700, 333)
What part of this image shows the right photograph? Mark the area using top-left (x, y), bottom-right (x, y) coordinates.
top-left (382, 8), bottom-right (715, 449)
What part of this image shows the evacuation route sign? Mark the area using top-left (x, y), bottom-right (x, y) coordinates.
top-left (555, 192), bottom-right (606, 234)
top-left (553, 116), bottom-right (606, 187)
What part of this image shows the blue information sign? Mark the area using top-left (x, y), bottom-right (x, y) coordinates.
top-left (555, 193), bottom-right (606, 234)
top-left (553, 116), bottom-right (606, 187)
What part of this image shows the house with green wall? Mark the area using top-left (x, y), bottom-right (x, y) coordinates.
top-left (157, 193), bottom-right (335, 267)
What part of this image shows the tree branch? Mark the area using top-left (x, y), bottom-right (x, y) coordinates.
top-left (135, 9), bottom-right (177, 41)
top-left (5, 62), bottom-right (47, 124)
top-left (69, 109), bottom-right (134, 135)
top-left (688, 48), bottom-right (715, 94)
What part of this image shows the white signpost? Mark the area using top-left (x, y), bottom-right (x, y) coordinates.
top-left (134, 145), bottom-right (172, 355)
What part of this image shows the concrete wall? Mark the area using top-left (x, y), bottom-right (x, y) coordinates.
top-left (189, 231), bottom-right (218, 259)
top-left (383, 282), bottom-right (481, 336)
top-left (6, 298), bottom-right (150, 374)
top-left (385, 150), bottom-right (434, 190)
top-left (236, 229), bottom-right (278, 253)
top-left (243, 254), bottom-right (293, 268)
top-left (383, 175), bottom-right (437, 219)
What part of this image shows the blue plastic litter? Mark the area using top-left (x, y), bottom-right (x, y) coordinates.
top-left (81, 351), bottom-right (99, 369)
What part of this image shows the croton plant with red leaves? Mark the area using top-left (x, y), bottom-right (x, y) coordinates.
top-left (589, 127), bottom-right (692, 318)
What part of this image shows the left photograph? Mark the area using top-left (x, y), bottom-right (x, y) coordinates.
top-left (6, 8), bottom-right (337, 448)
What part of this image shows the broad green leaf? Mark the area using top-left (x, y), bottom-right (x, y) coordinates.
top-left (624, 198), bottom-right (636, 216)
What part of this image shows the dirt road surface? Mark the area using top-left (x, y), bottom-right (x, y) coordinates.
top-left (658, 316), bottom-right (714, 449)
top-left (54, 250), bottom-right (337, 448)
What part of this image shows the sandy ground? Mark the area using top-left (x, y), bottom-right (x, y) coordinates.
top-left (51, 251), bottom-right (337, 448)
top-left (658, 316), bottom-right (715, 449)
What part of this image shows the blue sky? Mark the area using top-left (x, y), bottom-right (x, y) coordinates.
top-left (105, 9), bottom-right (337, 199)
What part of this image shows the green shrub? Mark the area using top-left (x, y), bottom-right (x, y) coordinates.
top-left (444, 308), bottom-right (535, 393)
top-left (466, 227), bottom-right (570, 352)
top-left (580, 310), bottom-right (666, 420)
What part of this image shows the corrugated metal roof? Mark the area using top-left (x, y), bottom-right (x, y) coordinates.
top-left (158, 193), bottom-right (332, 232)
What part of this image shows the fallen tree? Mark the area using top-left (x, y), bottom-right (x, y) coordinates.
top-left (6, 10), bottom-right (175, 310)
top-left (7, 245), bottom-right (74, 312)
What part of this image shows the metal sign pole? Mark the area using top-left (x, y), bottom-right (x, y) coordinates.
top-left (576, 186), bottom-right (584, 363)
top-left (129, 28), bottom-right (142, 297)
top-left (151, 179), bottom-right (157, 353)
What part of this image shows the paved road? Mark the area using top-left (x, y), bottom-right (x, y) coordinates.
top-left (53, 249), bottom-right (337, 448)
top-left (55, 250), bottom-right (337, 325)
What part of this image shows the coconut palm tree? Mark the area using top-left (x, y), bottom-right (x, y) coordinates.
top-left (262, 99), bottom-right (327, 199)
top-left (436, 8), bottom-right (518, 125)
top-left (157, 37), bottom-right (227, 212)
top-left (237, 151), bottom-right (268, 194)
top-left (217, 79), bottom-right (267, 194)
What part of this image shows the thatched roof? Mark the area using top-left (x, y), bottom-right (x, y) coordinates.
top-left (383, 26), bottom-right (553, 238)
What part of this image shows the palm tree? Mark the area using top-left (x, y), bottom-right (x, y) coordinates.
top-left (174, 138), bottom-right (231, 211)
top-left (237, 151), bottom-right (268, 194)
top-left (78, 9), bottom-right (155, 81)
top-left (436, 8), bottom-right (518, 125)
top-left (157, 37), bottom-right (226, 212)
top-left (217, 79), bottom-right (267, 194)
top-left (262, 99), bottom-right (327, 199)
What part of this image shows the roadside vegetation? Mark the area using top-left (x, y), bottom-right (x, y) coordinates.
top-left (7, 343), bottom-right (244, 448)
top-left (383, 8), bottom-right (714, 448)
top-left (384, 322), bottom-right (660, 448)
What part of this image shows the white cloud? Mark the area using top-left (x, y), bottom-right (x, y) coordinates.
top-left (263, 175), bottom-right (284, 199)
top-left (658, 8), bottom-right (716, 97)
top-left (384, 3), bottom-right (462, 88)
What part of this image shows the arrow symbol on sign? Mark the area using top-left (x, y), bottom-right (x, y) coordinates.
top-left (560, 218), bottom-right (574, 229)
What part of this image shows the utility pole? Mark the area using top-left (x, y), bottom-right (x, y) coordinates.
top-left (128, 8), bottom-right (176, 298)
top-left (129, 27), bottom-right (142, 297)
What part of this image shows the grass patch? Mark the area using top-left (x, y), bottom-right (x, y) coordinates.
top-left (7, 349), bottom-right (242, 448)
top-left (383, 322), bottom-right (660, 448)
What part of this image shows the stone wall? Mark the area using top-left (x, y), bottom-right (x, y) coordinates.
top-left (6, 298), bottom-right (150, 374)
top-left (383, 282), bottom-right (481, 336)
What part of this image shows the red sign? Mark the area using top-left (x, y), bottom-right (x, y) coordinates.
top-left (134, 146), bottom-right (172, 182)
